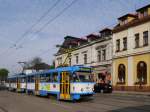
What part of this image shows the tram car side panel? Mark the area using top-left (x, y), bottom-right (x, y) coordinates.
top-left (5, 82), bottom-right (9, 88)
top-left (70, 83), bottom-right (95, 94)
top-left (27, 83), bottom-right (35, 91)
top-left (20, 83), bottom-right (26, 90)
top-left (9, 82), bottom-right (17, 90)
top-left (39, 83), bottom-right (60, 95)
top-left (69, 82), bottom-right (94, 100)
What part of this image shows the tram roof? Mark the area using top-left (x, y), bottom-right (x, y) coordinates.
top-left (8, 66), bottom-right (92, 78)
top-left (26, 65), bottom-right (92, 76)
top-left (8, 73), bottom-right (26, 79)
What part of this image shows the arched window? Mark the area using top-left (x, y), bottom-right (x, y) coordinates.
top-left (118, 64), bottom-right (126, 84)
top-left (137, 61), bottom-right (147, 84)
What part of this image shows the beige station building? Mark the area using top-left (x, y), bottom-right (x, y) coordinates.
top-left (112, 4), bottom-right (150, 91)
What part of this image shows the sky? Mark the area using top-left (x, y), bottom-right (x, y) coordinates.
top-left (0, 0), bottom-right (150, 74)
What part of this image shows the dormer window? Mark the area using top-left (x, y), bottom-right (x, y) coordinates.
top-left (69, 45), bottom-right (72, 49)
top-left (136, 4), bottom-right (150, 18)
top-left (87, 38), bottom-right (91, 42)
top-left (78, 42), bottom-right (80, 46)
top-left (138, 9), bottom-right (148, 18)
top-left (118, 14), bottom-right (137, 26)
top-left (100, 28), bottom-right (112, 37)
top-left (86, 34), bottom-right (99, 42)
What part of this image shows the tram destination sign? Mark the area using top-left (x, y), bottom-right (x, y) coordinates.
top-left (79, 67), bottom-right (92, 72)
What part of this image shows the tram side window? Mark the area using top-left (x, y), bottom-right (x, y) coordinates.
top-left (31, 76), bottom-right (35, 82)
top-left (52, 72), bottom-right (58, 82)
top-left (28, 76), bottom-right (34, 82)
top-left (13, 78), bottom-right (17, 83)
top-left (40, 74), bottom-right (46, 82)
top-left (21, 77), bottom-right (25, 83)
top-left (45, 73), bottom-right (51, 82)
top-left (27, 76), bottom-right (30, 82)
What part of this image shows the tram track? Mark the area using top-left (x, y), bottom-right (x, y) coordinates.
top-left (77, 96), bottom-right (150, 112)
top-left (0, 106), bottom-right (8, 112)
top-left (75, 100), bottom-right (149, 112)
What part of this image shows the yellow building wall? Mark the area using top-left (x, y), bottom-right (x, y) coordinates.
top-left (133, 53), bottom-right (150, 86)
top-left (113, 57), bottom-right (128, 86)
top-left (127, 17), bottom-right (135, 22)
top-left (148, 8), bottom-right (150, 15)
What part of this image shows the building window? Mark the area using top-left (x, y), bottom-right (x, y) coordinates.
top-left (139, 10), bottom-right (148, 18)
top-left (116, 39), bottom-right (120, 52)
top-left (98, 73), bottom-right (106, 83)
top-left (97, 50), bottom-right (101, 62)
top-left (135, 33), bottom-right (140, 48)
top-left (102, 49), bottom-right (106, 61)
top-left (117, 64), bottom-right (126, 84)
top-left (69, 58), bottom-right (71, 66)
top-left (123, 37), bottom-right (127, 50)
top-left (76, 55), bottom-right (79, 64)
top-left (143, 31), bottom-right (148, 46)
top-left (144, 11), bottom-right (148, 16)
top-left (83, 54), bottom-right (87, 64)
top-left (57, 57), bottom-right (62, 65)
top-left (136, 61), bottom-right (147, 84)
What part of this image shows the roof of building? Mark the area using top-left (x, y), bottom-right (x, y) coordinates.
top-left (99, 28), bottom-right (112, 33)
top-left (86, 34), bottom-right (99, 39)
top-left (118, 13), bottom-right (137, 20)
top-left (136, 4), bottom-right (150, 12)
top-left (113, 15), bottom-right (150, 33)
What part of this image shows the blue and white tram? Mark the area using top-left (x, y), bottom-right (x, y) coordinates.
top-left (7, 66), bottom-right (95, 101)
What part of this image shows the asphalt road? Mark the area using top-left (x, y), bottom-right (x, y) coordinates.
top-left (0, 90), bottom-right (150, 112)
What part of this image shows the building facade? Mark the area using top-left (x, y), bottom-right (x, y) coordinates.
top-left (55, 29), bottom-right (113, 83)
top-left (112, 4), bottom-right (150, 91)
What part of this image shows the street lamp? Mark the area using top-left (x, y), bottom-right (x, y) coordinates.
top-left (56, 44), bottom-right (74, 67)
top-left (18, 61), bottom-right (27, 73)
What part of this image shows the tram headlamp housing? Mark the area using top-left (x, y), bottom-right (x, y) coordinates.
top-left (81, 88), bottom-right (84, 92)
top-left (73, 86), bottom-right (75, 91)
top-left (92, 88), bottom-right (94, 91)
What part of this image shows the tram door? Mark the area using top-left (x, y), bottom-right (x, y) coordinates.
top-left (17, 78), bottom-right (20, 91)
top-left (60, 72), bottom-right (70, 100)
top-left (35, 76), bottom-right (39, 94)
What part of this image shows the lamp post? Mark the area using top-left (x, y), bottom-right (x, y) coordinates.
top-left (18, 61), bottom-right (27, 74)
top-left (56, 44), bottom-right (74, 67)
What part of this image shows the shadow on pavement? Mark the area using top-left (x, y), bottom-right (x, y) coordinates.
top-left (107, 105), bottom-right (150, 112)
top-left (0, 85), bottom-right (7, 91)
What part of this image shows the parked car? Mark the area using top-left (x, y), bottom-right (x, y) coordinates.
top-left (94, 83), bottom-right (112, 93)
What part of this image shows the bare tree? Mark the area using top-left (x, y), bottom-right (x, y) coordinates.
top-left (30, 57), bottom-right (42, 66)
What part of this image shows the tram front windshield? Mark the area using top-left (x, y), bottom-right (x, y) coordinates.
top-left (72, 71), bottom-right (92, 82)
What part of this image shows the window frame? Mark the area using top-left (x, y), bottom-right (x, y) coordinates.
top-left (143, 31), bottom-right (148, 46)
top-left (117, 64), bottom-right (126, 84)
top-left (123, 37), bottom-right (127, 50)
top-left (83, 53), bottom-right (87, 64)
top-left (97, 50), bottom-right (101, 62)
top-left (135, 61), bottom-right (147, 85)
top-left (135, 33), bottom-right (140, 48)
top-left (116, 39), bottom-right (120, 52)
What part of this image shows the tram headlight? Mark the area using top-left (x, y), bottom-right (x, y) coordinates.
top-left (73, 86), bottom-right (75, 91)
top-left (81, 88), bottom-right (84, 92)
top-left (92, 88), bottom-right (94, 91)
